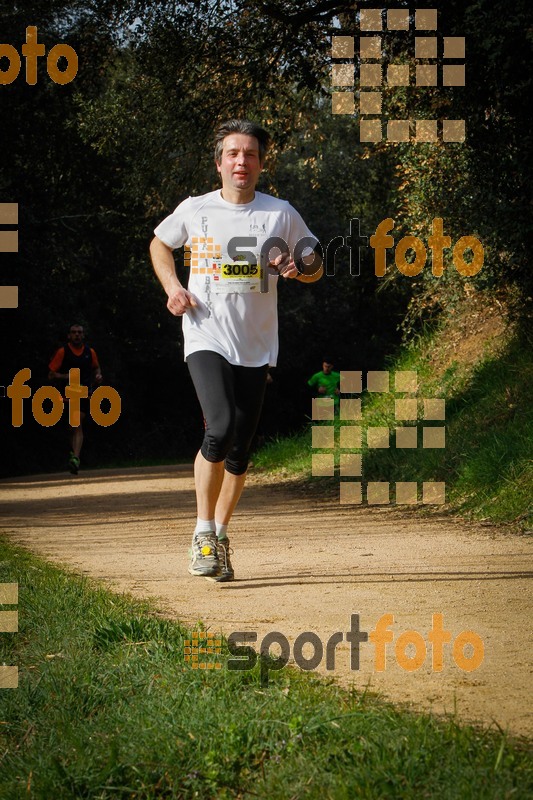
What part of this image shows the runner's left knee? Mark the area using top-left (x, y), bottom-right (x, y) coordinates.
top-left (224, 453), bottom-right (250, 475)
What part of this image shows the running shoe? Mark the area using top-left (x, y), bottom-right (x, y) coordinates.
top-left (68, 454), bottom-right (80, 475)
top-left (188, 532), bottom-right (219, 577)
top-left (206, 537), bottom-right (234, 582)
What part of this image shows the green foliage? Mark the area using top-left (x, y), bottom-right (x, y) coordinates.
top-left (362, 331), bottom-right (532, 525)
top-left (254, 310), bottom-right (532, 528)
top-left (1, 0), bottom-right (530, 475)
top-left (376, 0), bottom-right (533, 327)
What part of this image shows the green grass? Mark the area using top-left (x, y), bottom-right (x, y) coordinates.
top-left (253, 329), bottom-right (532, 528)
top-left (253, 429), bottom-right (310, 475)
top-left (1, 539), bottom-right (531, 798)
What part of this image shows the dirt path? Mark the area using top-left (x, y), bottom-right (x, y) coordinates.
top-left (1, 465), bottom-right (531, 738)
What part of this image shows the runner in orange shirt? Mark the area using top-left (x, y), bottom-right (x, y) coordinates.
top-left (48, 323), bottom-right (102, 474)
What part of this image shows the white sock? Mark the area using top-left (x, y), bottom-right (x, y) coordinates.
top-left (195, 518), bottom-right (215, 536)
top-left (216, 522), bottom-right (228, 540)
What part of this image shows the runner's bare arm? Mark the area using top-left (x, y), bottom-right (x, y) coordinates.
top-left (149, 236), bottom-right (197, 315)
top-left (48, 370), bottom-right (69, 381)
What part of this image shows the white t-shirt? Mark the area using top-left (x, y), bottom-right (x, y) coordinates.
top-left (154, 189), bottom-right (317, 367)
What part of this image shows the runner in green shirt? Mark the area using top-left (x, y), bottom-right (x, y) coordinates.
top-left (307, 359), bottom-right (340, 406)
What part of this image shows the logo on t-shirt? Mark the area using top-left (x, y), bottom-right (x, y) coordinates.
top-left (249, 221), bottom-right (267, 234)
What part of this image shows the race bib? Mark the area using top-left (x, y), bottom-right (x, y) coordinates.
top-left (212, 260), bottom-right (262, 294)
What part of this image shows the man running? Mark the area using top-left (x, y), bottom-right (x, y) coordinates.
top-left (308, 358), bottom-right (341, 408)
top-left (48, 323), bottom-right (102, 474)
top-left (150, 118), bottom-right (322, 581)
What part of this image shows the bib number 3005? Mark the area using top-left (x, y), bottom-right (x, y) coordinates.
top-left (214, 261), bottom-right (262, 293)
top-left (223, 262), bottom-right (258, 277)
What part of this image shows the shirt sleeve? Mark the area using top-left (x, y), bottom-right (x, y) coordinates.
top-left (48, 347), bottom-right (65, 372)
top-left (153, 196), bottom-right (192, 249)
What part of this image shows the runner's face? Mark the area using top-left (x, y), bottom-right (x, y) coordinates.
top-left (323, 362), bottom-right (333, 374)
top-left (68, 327), bottom-right (84, 345)
top-left (216, 134), bottom-right (263, 195)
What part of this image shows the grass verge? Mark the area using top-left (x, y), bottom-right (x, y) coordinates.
top-left (253, 322), bottom-right (532, 528)
top-left (1, 538), bottom-right (531, 799)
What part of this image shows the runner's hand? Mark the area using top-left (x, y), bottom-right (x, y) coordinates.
top-left (167, 287), bottom-right (198, 315)
top-left (270, 253), bottom-right (299, 279)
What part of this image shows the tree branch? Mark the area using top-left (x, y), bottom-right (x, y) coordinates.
top-left (258, 0), bottom-right (350, 28)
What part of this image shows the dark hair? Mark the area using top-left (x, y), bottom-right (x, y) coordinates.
top-left (214, 119), bottom-right (271, 164)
